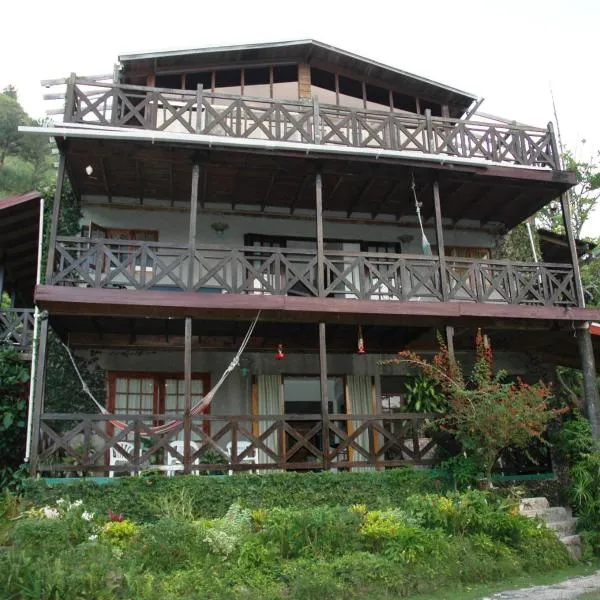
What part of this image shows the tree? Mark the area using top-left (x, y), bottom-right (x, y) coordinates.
top-left (386, 331), bottom-right (566, 484)
top-left (0, 91), bottom-right (26, 170)
top-left (537, 149), bottom-right (600, 239)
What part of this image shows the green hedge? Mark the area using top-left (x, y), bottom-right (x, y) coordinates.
top-left (24, 468), bottom-right (439, 522)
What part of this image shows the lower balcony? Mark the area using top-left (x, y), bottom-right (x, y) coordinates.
top-left (0, 308), bottom-right (35, 351)
top-left (35, 412), bottom-right (438, 476)
top-left (49, 236), bottom-right (578, 307)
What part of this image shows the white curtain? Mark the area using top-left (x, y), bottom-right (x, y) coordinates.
top-left (257, 375), bottom-right (282, 468)
top-left (347, 375), bottom-right (375, 472)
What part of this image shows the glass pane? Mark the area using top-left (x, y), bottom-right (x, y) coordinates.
top-left (116, 378), bottom-right (127, 394)
top-left (142, 379), bottom-right (154, 394)
top-left (115, 393), bottom-right (127, 411)
top-left (129, 379), bottom-right (140, 394)
top-left (191, 380), bottom-right (204, 394)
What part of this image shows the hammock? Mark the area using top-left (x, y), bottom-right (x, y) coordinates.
top-left (411, 171), bottom-right (433, 255)
top-left (62, 311), bottom-right (261, 436)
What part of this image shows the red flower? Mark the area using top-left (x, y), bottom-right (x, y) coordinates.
top-left (109, 510), bottom-right (124, 522)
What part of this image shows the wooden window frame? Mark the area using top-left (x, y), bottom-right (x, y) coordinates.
top-left (108, 371), bottom-right (211, 434)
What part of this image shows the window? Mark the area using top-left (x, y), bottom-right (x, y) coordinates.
top-left (108, 372), bottom-right (211, 438)
top-left (380, 376), bottom-right (410, 413)
top-left (338, 75), bottom-right (364, 109)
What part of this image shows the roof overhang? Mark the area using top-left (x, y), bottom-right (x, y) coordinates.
top-left (0, 191), bottom-right (43, 304)
top-left (21, 125), bottom-right (576, 230)
top-left (119, 39), bottom-right (477, 113)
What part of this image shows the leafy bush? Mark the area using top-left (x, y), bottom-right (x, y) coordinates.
top-left (24, 467), bottom-right (439, 522)
top-left (3, 474), bottom-right (574, 599)
top-left (259, 505), bottom-right (362, 558)
top-left (0, 346), bottom-right (29, 490)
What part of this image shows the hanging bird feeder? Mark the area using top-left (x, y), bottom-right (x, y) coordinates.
top-left (275, 344), bottom-right (286, 360)
top-left (357, 325), bottom-right (366, 354)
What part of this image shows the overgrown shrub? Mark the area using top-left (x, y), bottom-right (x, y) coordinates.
top-left (23, 468), bottom-right (439, 522)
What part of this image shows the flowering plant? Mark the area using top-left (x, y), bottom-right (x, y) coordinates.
top-left (386, 330), bottom-right (567, 483)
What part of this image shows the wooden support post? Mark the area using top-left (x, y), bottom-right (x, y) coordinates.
top-left (560, 193), bottom-right (586, 308)
top-left (577, 325), bottom-right (600, 440)
top-left (29, 318), bottom-right (49, 476)
top-left (0, 262), bottom-right (4, 299)
top-left (315, 170), bottom-right (325, 297)
top-left (183, 316), bottom-right (193, 474)
top-left (187, 163), bottom-right (201, 291)
top-left (445, 325), bottom-right (455, 362)
top-left (45, 153), bottom-right (67, 283)
top-left (319, 322), bottom-right (330, 470)
top-left (433, 180), bottom-right (449, 301)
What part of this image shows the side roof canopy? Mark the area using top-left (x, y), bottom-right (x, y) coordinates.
top-left (119, 39), bottom-right (477, 115)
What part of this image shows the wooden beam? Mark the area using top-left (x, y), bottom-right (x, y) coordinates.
top-left (169, 163), bottom-right (175, 207)
top-left (188, 163), bottom-right (201, 291)
top-left (261, 172), bottom-right (277, 212)
top-left (577, 325), bottom-right (600, 439)
top-left (136, 160), bottom-right (144, 204)
top-left (347, 175), bottom-right (376, 218)
top-left (35, 285), bottom-right (600, 327)
top-left (560, 193), bottom-right (586, 308)
top-left (45, 153), bottom-right (66, 282)
top-left (315, 170), bottom-right (325, 297)
top-left (327, 175), bottom-right (345, 204)
top-left (290, 172), bottom-right (311, 215)
top-left (371, 180), bottom-right (401, 219)
top-left (183, 316), bottom-right (193, 474)
top-left (433, 180), bottom-right (449, 302)
top-left (100, 158), bottom-right (112, 202)
top-left (319, 321), bottom-right (329, 470)
top-left (29, 318), bottom-right (49, 476)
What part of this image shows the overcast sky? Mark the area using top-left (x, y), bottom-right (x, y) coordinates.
top-left (2, 0), bottom-right (598, 237)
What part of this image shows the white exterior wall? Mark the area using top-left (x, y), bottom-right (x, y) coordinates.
top-left (80, 200), bottom-right (497, 253)
top-left (77, 347), bottom-right (533, 418)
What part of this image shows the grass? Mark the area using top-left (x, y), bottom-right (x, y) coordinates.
top-left (407, 560), bottom-right (600, 599)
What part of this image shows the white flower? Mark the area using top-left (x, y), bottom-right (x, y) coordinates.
top-left (42, 507), bottom-right (60, 519)
top-left (88, 534), bottom-right (98, 541)
top-left (82, 511), bottom-right (94, 522)
top-left (56, 498), bottom-right (65, 505)
top-left (68, 499), bottom-right (83, 510)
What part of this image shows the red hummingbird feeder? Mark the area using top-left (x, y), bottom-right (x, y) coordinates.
top-left (357, 325), bottom-right (366, 354)
top-left (275, 344), bottom-right (285, 360)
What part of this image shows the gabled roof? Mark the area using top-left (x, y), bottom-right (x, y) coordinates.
top-left (119, 39), bottom-right (477, 112)
top-left (0, 191), bottom-right (43, 305)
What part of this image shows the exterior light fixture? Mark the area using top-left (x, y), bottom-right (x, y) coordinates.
top-left (85, 165), bottom-right (94, 176)
top-left (239, 357), bottom-right (251, 377)
top-left (211, 221), bottom-right (229, 237)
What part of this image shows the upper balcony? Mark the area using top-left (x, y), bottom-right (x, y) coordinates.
top-left (46, 236), bottom-right (578, 309)
top-left (54, 77), bottom-right (560, 170)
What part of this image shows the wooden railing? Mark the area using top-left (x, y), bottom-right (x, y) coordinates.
top-left (49, 237), bottom-right (577, 307)
top-left (36, 412), bottom-right (439, 474)
top-left (58, 78), bottom-right (560, 169)
top-left (444, 257), bottom-right (577, 306)
top-left (0, 309), bottom-right (35, 350)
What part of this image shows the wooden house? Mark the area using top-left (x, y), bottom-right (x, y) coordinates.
top-left (20, 40), bottom-right (600, 476)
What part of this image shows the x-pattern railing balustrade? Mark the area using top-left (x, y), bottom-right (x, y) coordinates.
top-left (36, 412), bottom-right (439, 474)
top-left (59, 78), bottom-right (560, 169)
top-left (0, 308), bottom-right (35, 349)
top-left (49, 237), bottom-right (577, 307)
top-left (444, 258), bottom-right (577, 306)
